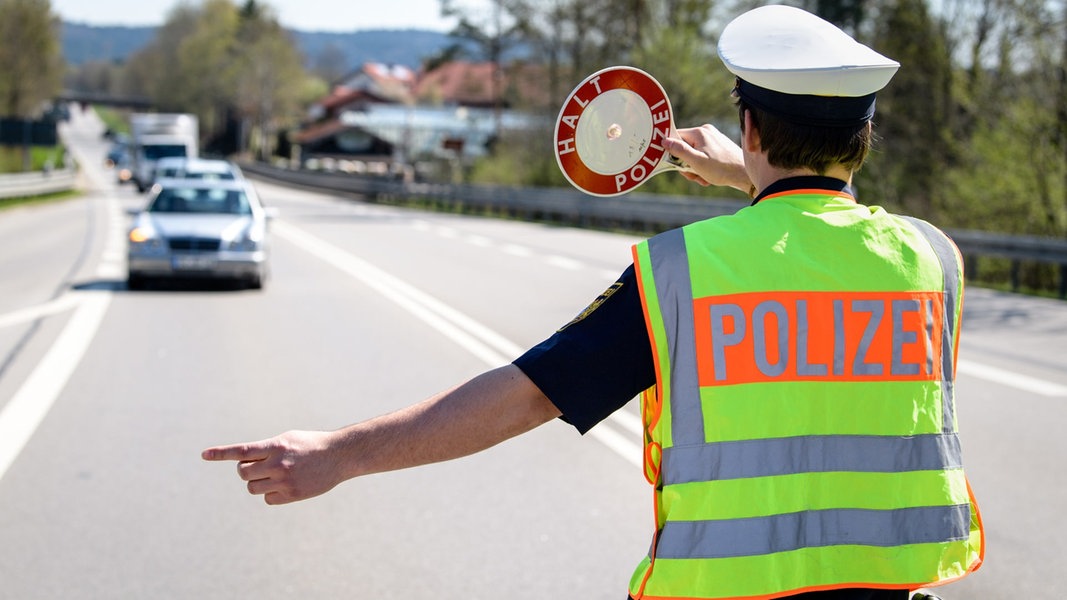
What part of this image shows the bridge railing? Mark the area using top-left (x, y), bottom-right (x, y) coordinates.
top-left (0, 168), bottom-right (78, 200)
top-left (243, 161), bottom-right (1067, 298)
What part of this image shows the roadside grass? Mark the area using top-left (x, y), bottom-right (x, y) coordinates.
top-left (0, 188), bottom-right (80, 212)
top-left (0, 144), bottom-right (67, 173)
top-left (0, 144), bottom-right (78, 210)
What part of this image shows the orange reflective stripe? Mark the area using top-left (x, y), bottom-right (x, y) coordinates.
top-left (642, 386), bottom-right (662, 432)
top-left (692, 291), bottom-right (945, 386)
top-left (638, 581), bottom-right (921, 600)
top-left (641, 386), bottom-right (663, 486)
top-left (643, 440), bottom-right (662, 486)
top-left (757, 188), bottom-right (856, 204)
top-left (966, 476), bottom-right (986, 568)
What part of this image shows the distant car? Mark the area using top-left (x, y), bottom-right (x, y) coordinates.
top-left (105, 135), bottom-right (134, 184)
top-left (153, 157), bottom-right (244, 183)
top-left (127, 180), bottom-right (271, 290)
top-left (105, 134), bottom-right (129, 167)
top-left (114, 152), bottom-right (134, 185)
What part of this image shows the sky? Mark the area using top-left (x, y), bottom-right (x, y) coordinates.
top-left (49, 0), bottom-right (486, 32)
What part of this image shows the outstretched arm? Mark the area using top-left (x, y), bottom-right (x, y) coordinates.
top-left (202, 364), bottom-right (560, 505)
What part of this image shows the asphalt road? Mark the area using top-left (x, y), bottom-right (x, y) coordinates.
top-left (0, 107), bottom-right (1064, 599)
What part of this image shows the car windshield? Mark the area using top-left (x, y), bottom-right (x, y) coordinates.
top-left (149, 187), bottom-right (252, 215)
top-left (144, 145), bottom-right (188, 160)
top-left (185, 171), bottom-right (236, 180)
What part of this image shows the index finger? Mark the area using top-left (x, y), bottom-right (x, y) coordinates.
top-left (201, 441), bottom-right (271, 462)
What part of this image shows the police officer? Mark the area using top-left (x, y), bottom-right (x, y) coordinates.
top-left (203, 6), bottom-right (983, 599)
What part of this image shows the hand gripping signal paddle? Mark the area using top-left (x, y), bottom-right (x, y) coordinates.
top-left (554, 66), bottom-right (693, 197)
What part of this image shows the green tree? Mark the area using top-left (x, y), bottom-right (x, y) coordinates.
top-left (0, 0), bottom-right (64, 171)
top-left (64, 60), bottom-right (126, 97)
top-left (0, 0), bottom-right (64, 118)
top-left (122, 0), bottom-right (310, 157)
top-left (940, 0), bottom-right (1067, 238)
top-left (628, 0), bottom-right (737, 196)
top-left (175, 0), bottom-right (242, 140)
top-left (862, 0), bottom-right (954, 219)
top-left (233, 0), bottom-right (307, 160)
top-left (801, 0), bottom-right (870, 33)
top-left (0, 0), bottom-right (63, 119)
top-left (122, 4), bottom-right (207, 113)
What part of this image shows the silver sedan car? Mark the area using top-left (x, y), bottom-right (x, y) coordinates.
top-left (154, 157), bottom-right (244, 182)
top-left (127, 180), bottom-right (271, 289)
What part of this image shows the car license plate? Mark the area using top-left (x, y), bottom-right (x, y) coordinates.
top-left (172, 254), bottom-right (217, 270)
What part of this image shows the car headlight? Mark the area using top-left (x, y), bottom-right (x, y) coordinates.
top-left (225, 224), bottom-right (264, 252)
top-left (128, 226), bottom-right (165, 250)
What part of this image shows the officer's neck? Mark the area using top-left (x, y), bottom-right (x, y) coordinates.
top-left (749, 161), bottom-right (853, 197)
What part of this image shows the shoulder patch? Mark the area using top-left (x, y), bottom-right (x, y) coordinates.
top-left (558, 282), bottom-right (624, 332)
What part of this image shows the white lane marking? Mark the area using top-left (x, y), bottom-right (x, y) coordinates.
top-left (0, 194), bottom-right (123, 483)
top-left (609, 407), bottom-right (644, 438)
top-left (958, 359), bottom-right (1067, 397)
top-left (502, 244), bottom-right (532, 258)
top-left (96, 263), bottom-right (125, 280)
top-left (0, 295), bottom-right (81, 330)
top-left (587, 423), bottom-right (642, 469)
top-left (545, 255), bottom-right (583, 271)
top-left (412, 219), bottom-right (617, 278)
top-left (273, 220), bottom-right (523, 365)
top-left (273, 220), bottom-right (644, 467)
top-left (464, 234), bottom-right (492, 247)
top-left (0, 291), bottom-right (112, 482)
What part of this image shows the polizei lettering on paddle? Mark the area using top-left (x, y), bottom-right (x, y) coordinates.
top-left (554, 67), bottom-right (674, 197)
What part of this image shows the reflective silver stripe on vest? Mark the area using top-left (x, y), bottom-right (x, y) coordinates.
top-left (657, 504), bottom-right (971, 559)
top-left (897, 216), bottom-right (961, 434)
top-left (647, 228), bottom-right (705, 446)
top-left (661, 433), bottom-right (962, 485)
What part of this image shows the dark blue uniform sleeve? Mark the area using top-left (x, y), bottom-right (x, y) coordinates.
top-left (512, 265), bottom-right (655, 434)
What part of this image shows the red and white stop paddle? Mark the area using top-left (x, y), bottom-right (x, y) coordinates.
top-left (554, 66), bottom-right (692, 197)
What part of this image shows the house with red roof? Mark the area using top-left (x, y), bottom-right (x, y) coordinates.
top-left (290, 60), bottom-right (548, 175)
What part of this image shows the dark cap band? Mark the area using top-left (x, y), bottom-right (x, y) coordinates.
top-left (735, 78), bottom-right (877, 128)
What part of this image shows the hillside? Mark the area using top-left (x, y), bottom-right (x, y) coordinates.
top-left (61, 23), bottom-right (157, 66)
top-left (60, 21), bottom-right (461, 71)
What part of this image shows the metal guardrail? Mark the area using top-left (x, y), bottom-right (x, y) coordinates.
top-left (0, 168), bottom-right (77, 200)
top-left (241, 161), bottom-right (1067, 298)
top-left (948, 229), bottom-right (1067, 298)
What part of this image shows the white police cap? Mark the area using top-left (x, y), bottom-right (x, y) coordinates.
top-left (718, 5), bottom-right (900, 126)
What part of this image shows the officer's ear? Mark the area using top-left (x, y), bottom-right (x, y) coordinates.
top-left (741, 109), bottom-right (761, 153)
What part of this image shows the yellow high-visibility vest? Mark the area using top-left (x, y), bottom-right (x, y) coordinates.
top-left (629, 189), bottom-right (983, 600)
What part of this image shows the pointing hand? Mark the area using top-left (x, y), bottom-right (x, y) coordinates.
top-left (202, 430), bottom-right (343, 505)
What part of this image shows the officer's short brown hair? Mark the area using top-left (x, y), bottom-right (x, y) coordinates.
top-left (738, 99), bottom-right (873, 175)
